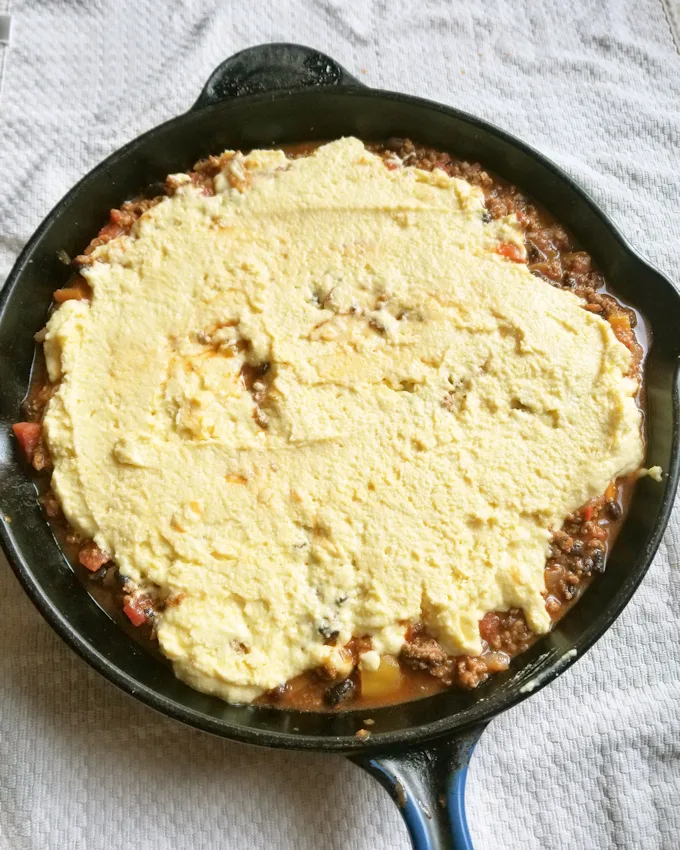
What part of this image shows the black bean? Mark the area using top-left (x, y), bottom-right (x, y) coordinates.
top-left (267, 683), bottom-right (290, 702)
top-left (116, 572), bottom-right (135, 592)
top-left (606, 500), bottom-right (622, 520)
top-left (590, 549), bottom-right (606, 574)
top-left (385, 137), bottom-right (405, 152)
top-left (324, 678), bottom-right (355, 707)
top-left (527, 244), bottom-right (542, 263)
top-left (482, 210), bottom-right (493, 224)
top-left (317, 618), bottom-right (339, 640)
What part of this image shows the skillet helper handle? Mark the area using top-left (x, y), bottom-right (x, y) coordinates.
top-left (193, 42), bottom-right (363, 109)
top-left (351, 723), bottom-right (487, 850)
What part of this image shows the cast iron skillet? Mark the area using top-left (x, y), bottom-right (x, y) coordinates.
top-left (1, 44), bottom-right (679, 850)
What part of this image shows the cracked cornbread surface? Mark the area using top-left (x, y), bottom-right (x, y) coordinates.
top-left (41, 138), bottom-right (643, 702)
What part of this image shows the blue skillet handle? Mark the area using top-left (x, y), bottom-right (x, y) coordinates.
top-left (350, 723), bottom-right (488, 850)
top-left (193, 42), bottom-right (364, 110)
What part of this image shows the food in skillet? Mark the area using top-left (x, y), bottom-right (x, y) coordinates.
top-left (15, 138), bottom-right (651, 709)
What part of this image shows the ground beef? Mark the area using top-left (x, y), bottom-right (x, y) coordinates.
top-left (30, 439), bottom-right (52, 473)
top-left (23, 383), bottom-right (55, 421)
top-left (400, 627), bottom-right (455, 686)
top-left (401, 610), bottom-right (530, 691)
top-left (75, 197), bottom-right (163, 265)
top-left (480, 610), bottom-right (534, 655)
top-left (40, 489), bottom-right (61, 519)
top-left (544, 501), bottom-right (611, 607)
top-left (454, 656), bottom-right (492, 689)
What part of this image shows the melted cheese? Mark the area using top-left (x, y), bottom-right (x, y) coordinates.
top-left (42, 138), bottom-right (644, 702)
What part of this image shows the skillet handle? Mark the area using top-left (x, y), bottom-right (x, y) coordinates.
top-left (193, 42), bottom-right (364, 110)
top-left (350, 723), bottom-right (487, 850)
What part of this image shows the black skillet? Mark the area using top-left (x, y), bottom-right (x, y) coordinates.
top-left (1, 44), bottom-right (679, 850)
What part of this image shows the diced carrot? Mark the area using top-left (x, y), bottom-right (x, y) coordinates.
top-left (78, 542), bottom-right (110, 572)
top-left (608, 312), bottom-right (638, 354)
top-left (496, 242), bottom-right (526, 263)
top-left (123, 599), bottom-right (147, 627)
top-left (12, 422), bottom-right (42, 462)
top-left (53, 286), bottom-right (89, 303)
top-left (608, 314), bottom-right (631, 334)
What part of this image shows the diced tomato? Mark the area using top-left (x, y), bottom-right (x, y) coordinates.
top-left (109, 209), bottom-right (128, 226)
top-left (188, 172), bottom-right (216, 196)
top-left (12, 422), bottom-right (42, 462)
top-left (123, 598), bottom-right (147, 627)
top-left (479, 612), bottom-right (501, 643)
top-left (496, 242), bottom-right (526, 263)
top-left (78, 542), bottom-right (110, 572)
top-left (581, 505), bottom-right (594, 522)
top-left (97, 221), bottom-right (125, 241)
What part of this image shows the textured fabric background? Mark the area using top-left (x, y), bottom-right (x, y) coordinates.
top-left (663, 0), bottom-right (680, 46)
top-left (1, 2), bottom-right (679, 848)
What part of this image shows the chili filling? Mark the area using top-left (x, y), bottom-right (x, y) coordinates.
top-left (14, 138), bottom-right (647, 712)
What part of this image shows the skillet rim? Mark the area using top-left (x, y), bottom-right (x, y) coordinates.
top-left (1, 83), bottom-right (679, 754)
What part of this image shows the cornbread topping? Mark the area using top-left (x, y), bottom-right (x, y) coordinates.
top-left (41, 138), bottom-right (644, 703)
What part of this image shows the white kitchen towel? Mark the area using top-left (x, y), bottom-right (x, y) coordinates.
top-left (0, 1), bottom-right (10, 102)
top-left (663, 0), bottom-right (680, 46)
top-left (1, 2), bottom-right (679, 849)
